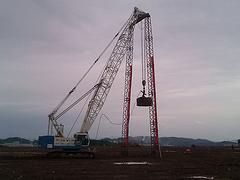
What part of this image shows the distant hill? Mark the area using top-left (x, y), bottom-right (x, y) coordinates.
top-left (127, 136), bottom-right (237, 147)
top-left (160, 137), bottom-right (216, 147)
top-left (0, 136), bottom-right (238, 147)
top-left (0, 137), bottom-right (32, 145)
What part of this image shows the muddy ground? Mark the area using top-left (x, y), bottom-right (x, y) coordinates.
top-left (0, 146), bottom-right (240, 179)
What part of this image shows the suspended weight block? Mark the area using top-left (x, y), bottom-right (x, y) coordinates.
top-left (137, 96), bottom-right (153, 107)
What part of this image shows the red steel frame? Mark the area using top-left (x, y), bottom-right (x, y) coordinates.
top-left (122, 27), bottom-right (134, 150)
top-left (122, 17), bottom-right (160, 156)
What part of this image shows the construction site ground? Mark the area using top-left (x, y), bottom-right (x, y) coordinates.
top-left (0, 145), bottom-right (240, 179)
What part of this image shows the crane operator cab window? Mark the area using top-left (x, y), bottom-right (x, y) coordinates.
top-left (74, 132), bottom-right (90, 146)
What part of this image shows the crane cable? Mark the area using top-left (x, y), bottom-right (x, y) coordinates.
top-left (141, 21), bottom-right (146, 83)
top-left (70, 14), bottom-right (133, 93)
top-left (67, 95), bottom-right (90, 137)
top-left (94, 19), bottom-right (144, 140)
top-left (65, 16), bottom-right (134, 137)
top-left (67, 59), bottom-right (109, 137)
top-left (95, 113), bottom-right (121, 140)
top-left (94, 91), bottom-right (141, 140)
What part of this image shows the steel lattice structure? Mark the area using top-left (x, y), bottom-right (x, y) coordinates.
top-left (121, 17), bottom-right (160, 156)
top-left (121, 27), bottom-right (134, 148)
top-left (47, 7), bottom-right (160, 157)
top-left (80, 8), bottom-right (149, 133)
top-left (144, 18), bottom-right (160, 156)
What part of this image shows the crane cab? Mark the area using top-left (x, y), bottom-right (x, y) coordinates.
top-left (74, 132), bottom-right (90, 146)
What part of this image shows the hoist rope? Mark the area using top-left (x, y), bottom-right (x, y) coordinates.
top-left (65, 16), bottom-right (134, 136)
top-left (141, 21), bottom-right (146, 82)
top-left (72, 12), bottom-right (134, 90)
top-left (67, 95), bottom-right (91, 137)
top-left (95, 113), bottom-right (121, 139)
top-left (72, 24), bottom-right (126, 91)
top-left (94, 91), bottom-right (141, 139)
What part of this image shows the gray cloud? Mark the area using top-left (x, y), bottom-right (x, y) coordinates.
top-left (0, 0), bottom-right (240, 141)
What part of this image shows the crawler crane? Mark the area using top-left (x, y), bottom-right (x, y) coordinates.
top-left (39, 7), bottom-right (160, 157)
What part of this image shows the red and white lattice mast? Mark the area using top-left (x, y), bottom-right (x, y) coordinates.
top-left (122, 11), bottom-right (161, 157)
top-left (46, 7), bottom-right (160, 157)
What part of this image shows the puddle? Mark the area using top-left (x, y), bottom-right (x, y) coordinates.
top-left (186, 176), bottom-right (214, 179)
top-left (114, 162), bottom-right (151, 165)
top-left (164, 150), bottom-right (176, 153)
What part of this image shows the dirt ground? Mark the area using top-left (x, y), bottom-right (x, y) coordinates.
top-left (0, 146), bottom-right (240, 180)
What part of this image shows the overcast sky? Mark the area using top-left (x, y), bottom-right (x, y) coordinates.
top-left (0, 0), bottom-right (240, 141)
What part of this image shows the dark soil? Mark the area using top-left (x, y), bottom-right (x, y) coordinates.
top-left (0, 146), bottom-right (240, 179)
